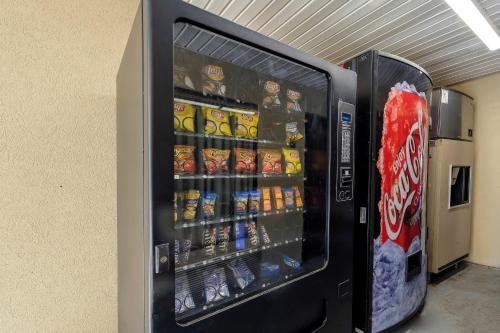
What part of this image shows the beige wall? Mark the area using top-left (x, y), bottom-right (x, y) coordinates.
top-left (0, 1), bottom-right (138, 332)
top-left (452, 72), bottom-right (500, 268)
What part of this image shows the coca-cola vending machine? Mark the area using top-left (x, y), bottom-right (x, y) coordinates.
top-left (344, 51), bottom-right (432, 333)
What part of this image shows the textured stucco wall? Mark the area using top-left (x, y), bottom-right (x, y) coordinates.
top-left (452, 72), bottom-right (500, 268)
top-left (0, 1), bottom-right (138, 331)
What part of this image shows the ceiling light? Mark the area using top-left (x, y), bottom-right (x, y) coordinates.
top-left (444, 0), bottom-right (500, 51)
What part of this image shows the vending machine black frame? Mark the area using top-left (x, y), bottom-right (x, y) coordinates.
top-left (117, 1), bottom-right (357, 332)
top-left (344, 51), bottom-right (432, 333)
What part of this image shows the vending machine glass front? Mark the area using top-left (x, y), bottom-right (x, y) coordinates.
top-left (172, 22), bottom-right (330, 325)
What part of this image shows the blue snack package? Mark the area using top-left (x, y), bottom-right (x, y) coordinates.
top-left (283, 187), bottom-right (295, 209)
top-left (201, 192), bottom-right (217, 219)
top-left (283, 255), bottom-right (301, 269)
top-left (234, 221), bottom-right (247, 250)
top-left (248, 190), bottom-right (261, 214)
top-left (233, 191), bottom-right (249, 216)
top-left (260, 262), bottom-right (280, 278)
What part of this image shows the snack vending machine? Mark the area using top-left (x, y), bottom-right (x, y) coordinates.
top-left (344, 51), bottom-right (432, 333)
top-left (117, 1), bottom-right (357, 332)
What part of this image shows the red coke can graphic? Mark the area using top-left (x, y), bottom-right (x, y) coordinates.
top-left (376, 82), bottom-right (429, 252)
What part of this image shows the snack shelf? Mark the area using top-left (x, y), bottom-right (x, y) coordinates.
top-left (174, 130), bottom-right (306, 150)
top-left (175, 237), bottom-right (304, 273)
top-left (175, 208), bottom-right (306, 229)
top-left (174, 93), bottom-right (257, 115)
top-left (174, 174), bottom-right (306, 180)
top-left (176, 268), bottom-right (303, 322)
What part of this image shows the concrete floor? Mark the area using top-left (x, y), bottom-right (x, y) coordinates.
top-left (394, 263), bottom-right (500, 333)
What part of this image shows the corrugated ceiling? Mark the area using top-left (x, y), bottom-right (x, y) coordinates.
top-left (184, 0), bottom-right (500, 86)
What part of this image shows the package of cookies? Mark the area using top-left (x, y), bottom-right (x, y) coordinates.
top-left (272, 186), bottom-right (284, 210)
top-left (261, 187), bottom-right (272, 212)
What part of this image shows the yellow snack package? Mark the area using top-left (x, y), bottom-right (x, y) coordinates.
top-left (203, 107), bottom-right (232, 136)
top-left (282, 148), bottom-right (302, 174)
top-left (234, 112), bottom-right (259, 139)
top-left (174, 102), bottom-right (196, 132)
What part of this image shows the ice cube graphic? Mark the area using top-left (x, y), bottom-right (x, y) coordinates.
top-left (372, 236), bottom-right (426, 333)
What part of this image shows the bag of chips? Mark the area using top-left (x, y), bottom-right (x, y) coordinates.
top-left (202, 64), bottom-right (226, 96)
top-left (285, 121), bottom-right (304, 143)
top-left (203, 107), bottom-right (232, 136)
top-left (258, 149), bottom-right (282, 174)
top-left (286, 88), bottom-right (302, 112)
top-left (228, 259), bottom-right (255, 290)
top-left (174, 65), bottom-right (195, 90)
top-left (248, 191), bottom-right (261, 215)
top-left (203, 267), bottom-right (230, 304)
top-left (283, 188), bottom-right (295, 209)
top-left (217, 225), bottom-right (231, 253)
top-left (282, 148), bottom-right (302, 174)
top-left (175, 274), bottom-right (195, 314)
top-left (234, 112), bottom-right (259, 139)
top-left (174, 102), bottom-right (196, 133)
top-left (293, 186), bottom-right (303, 208)
top-left (182, 190), bottom-right (200, 221)
top-left (272, 186), bottom-right (284, 210)
top-left (261, 187), bottom-right (272, 212)
top-left (202, 148), bottom-right (230, 174)
top-left (203, 226), bottom-right (217, 257)
top-left (233, 192), bottom-right (248, 216)
top-left (174, 145), bottom-right (196, 175)
top-left (234, 148), bottom-right (257, 173)
top-left (246, 221), bottom-right (259, 246)
top-left (262, 80), bottom-right (281, 110)
top-left (201, 193), bottom-right (217, 219)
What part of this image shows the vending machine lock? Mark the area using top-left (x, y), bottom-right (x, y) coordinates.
top-left (155, 243), bottom-right (170, 274)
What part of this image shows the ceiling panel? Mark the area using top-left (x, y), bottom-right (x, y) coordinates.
top-left (185, 0), bottom-right (500, 86)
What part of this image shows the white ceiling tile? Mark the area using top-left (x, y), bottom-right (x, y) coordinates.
top-left (184, 0), bottom-right (500, 85)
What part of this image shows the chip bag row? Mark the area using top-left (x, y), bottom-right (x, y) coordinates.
top-left (174, 145), bottom-right (303, 176)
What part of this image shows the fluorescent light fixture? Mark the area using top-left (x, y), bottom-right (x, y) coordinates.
top-left (444, 0), bottom-right (500, 51)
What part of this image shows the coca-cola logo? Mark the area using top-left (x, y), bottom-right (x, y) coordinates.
top-left (383, 120), bottom-right (424, 241)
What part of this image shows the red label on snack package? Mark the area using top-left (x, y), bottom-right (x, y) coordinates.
top-left (377, 84), bottom-right (429, 252)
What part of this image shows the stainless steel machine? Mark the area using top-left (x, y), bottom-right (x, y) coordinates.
top-left (427, 88), bottom-right (474, 275)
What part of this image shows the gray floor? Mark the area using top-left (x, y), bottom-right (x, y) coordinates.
top-left (393, 263), bottom-right (500, 333)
